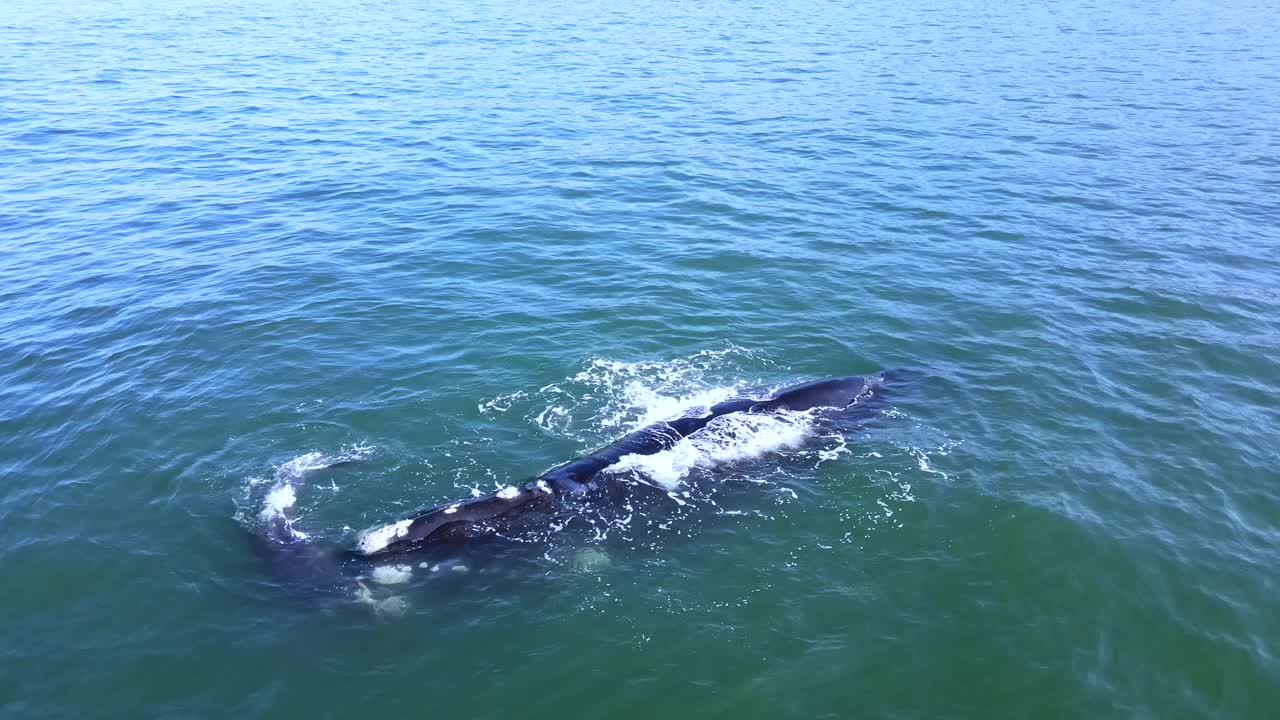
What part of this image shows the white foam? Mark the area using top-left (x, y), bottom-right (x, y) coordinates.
top-left (258, 476), bottom-right (308, 539)
top-left (614, 382), bottom-right (736, 429)
top-left (609, 410), bottom-right (815, 489)
top-left (276, 444), bottom-right (374, 482)
top-left (276, 451), bottom-right (329, 478)
top-left (370, 564), bottom-right (414, 585)
top-left (494, 348), bottom-right (822, 493)
top-left (356, 519), bottom-right (411, 554)
top-left (573, 548), bottom-right (612, 572)
top-left (376, 596), bottom-right (409, 617)
top-left (260, 482), bottom-right (297, 518)
top-left (815, 433), bottom-right (849, 465)
top-left (250, 444), bottom-right (375, 540)
top-left (478, 390), bottom-right (526, 414)
top-left (483, 349), bottom-right (832, 491)
top-left (535, 405), bottom-right (569, 432)
top-left (353, 582), bottom-right (410, 618)
top-left (510, 346), bottom-right (768, 439)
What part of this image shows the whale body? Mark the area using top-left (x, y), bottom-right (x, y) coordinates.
top-left (251, 371), bottom-right (909, 588)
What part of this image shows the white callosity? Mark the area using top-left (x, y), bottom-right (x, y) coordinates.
top-left (356, 519), bottom-right (412, 554)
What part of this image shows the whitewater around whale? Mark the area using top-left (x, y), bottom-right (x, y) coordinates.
top-left (249, 371), bottom-right (912, 600)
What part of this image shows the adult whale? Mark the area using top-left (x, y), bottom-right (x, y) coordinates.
top-left (252, 371), bottom-right (908, 586)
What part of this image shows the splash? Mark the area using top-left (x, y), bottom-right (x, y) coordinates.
top-left (478, 349), bottom-right (873, 502)
top-left (259, 483), bottom-right (306, 538)
top-left (369, 564), bottom-right (414, 585)
top-left (251, 443), bottom-right (374, 540)
top-left (245, 352), bottom-right (934, 565)
top-left (607, 409), bottom-right (816, 489)
top-left (480, 344), bottom-right (777, 438)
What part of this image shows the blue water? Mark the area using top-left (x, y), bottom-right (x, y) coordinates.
top-left (3, 0), bottom-right (1279, 717)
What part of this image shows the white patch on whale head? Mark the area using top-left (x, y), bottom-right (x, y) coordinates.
top-left (496, 485), bottom-right (520, 499)
top-left (356, 519), bottom-right (412, 555)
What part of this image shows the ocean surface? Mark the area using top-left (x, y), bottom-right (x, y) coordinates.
top-left (2, 0), bottom-right (1278, 717)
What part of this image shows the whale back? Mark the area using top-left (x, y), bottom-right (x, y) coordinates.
top-left (762, 375), bottom-right (870, 411)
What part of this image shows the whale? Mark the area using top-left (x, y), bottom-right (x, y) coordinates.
top-left (250, 371), bottom-right (909, 589)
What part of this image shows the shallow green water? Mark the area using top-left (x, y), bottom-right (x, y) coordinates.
top-left (2, 0), bottom-right (1279, 717)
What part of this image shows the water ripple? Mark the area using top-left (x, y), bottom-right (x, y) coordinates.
top-left (3, 0), bottom-right (1280, 717)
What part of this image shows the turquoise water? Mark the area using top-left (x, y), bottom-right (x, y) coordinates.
top-left (3, 0), bottom-right (1279, 716)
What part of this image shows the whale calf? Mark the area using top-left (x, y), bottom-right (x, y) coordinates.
top-left (251, 371), bottom-right (908, 588)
